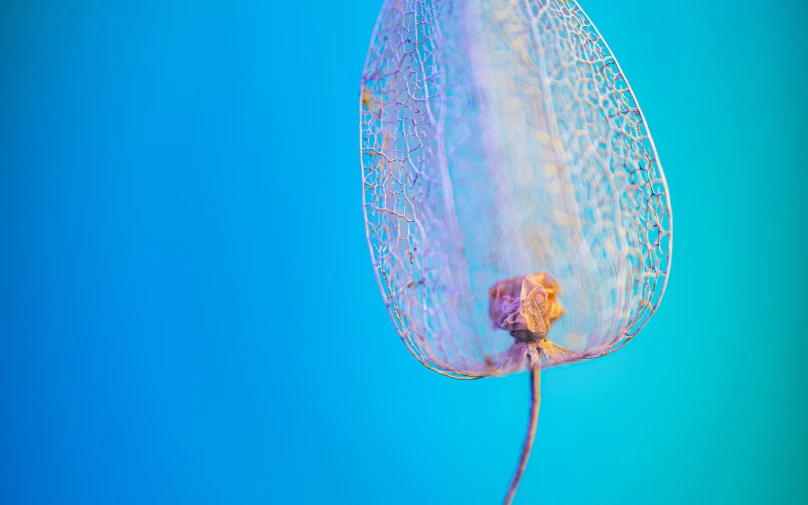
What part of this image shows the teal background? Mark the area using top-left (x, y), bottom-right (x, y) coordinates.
top-left (1, 1), bottom-right (805, 504)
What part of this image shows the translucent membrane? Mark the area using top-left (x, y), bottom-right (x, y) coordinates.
top-left (360, 0), bottom-right (671, 377)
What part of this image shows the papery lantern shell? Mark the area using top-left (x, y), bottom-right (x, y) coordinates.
top-left (360, 0), bottom-right (672, 378)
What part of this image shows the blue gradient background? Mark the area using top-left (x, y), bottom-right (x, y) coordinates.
top-left (1, 1), bottom-right (805, 504)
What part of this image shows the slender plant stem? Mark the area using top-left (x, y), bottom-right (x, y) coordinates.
top-left (503, 358), bottom-right (541, 505)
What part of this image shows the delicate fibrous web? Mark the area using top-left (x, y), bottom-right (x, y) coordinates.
top-left (360, 0), bottom-right (672, 378)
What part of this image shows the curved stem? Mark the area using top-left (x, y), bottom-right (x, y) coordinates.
top-left (503, 358), bottom-right (541, 505)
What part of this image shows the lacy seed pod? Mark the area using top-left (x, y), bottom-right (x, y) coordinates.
top-left (360, 1), bottom-right (672, 502)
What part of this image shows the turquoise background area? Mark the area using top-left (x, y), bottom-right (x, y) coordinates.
top-left (1, 1), bottom-right (805, 504)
